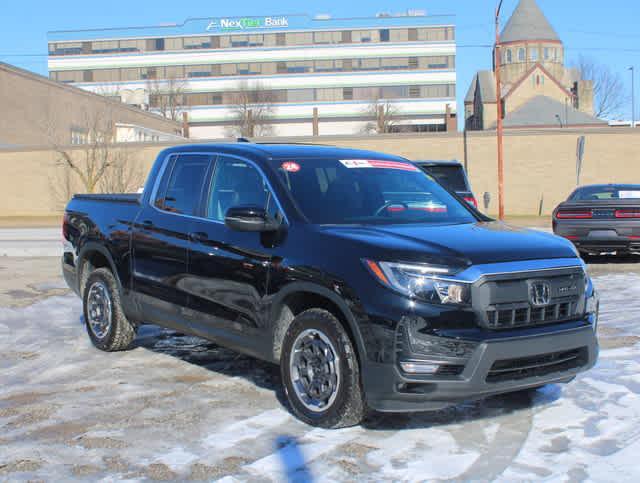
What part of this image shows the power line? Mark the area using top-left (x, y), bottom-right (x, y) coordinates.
top-left (567, 29), bottom-right (640, 40)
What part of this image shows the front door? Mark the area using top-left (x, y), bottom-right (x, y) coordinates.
top-left (186, 155), bottom-right (282, 354)
top-left (132, 153), bottom-right (212, 329)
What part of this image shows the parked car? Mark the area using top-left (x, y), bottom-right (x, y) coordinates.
top-left (62, 143), bottom-right (599, 428)
top-left (553, 184), bottom-right (640, 256)
top-left (416, 160), bottom-right (478, 209)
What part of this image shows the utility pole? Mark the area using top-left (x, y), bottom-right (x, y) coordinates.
top-left (630, 67), bottom-right (636, 128)
top-left (495, 0), bottom-right (505, 220)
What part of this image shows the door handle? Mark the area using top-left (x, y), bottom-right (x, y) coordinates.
top-left (141, 220), bottom-right (154, 229)
top-left (189, 231), bottom-right (208, 242)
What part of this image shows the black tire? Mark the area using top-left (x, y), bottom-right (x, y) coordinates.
top-left (280, 309), bottom-right (365, 428)
top-left (82, 268), bottom-right (136, 351)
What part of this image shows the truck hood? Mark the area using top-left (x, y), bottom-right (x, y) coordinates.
top-left (320, 221), bottom-right (578, 265)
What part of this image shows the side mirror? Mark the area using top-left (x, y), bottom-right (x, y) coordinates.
top-left (225, 205), bottom-right (280, 232)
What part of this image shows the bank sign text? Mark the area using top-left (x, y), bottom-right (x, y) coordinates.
top-left (206, 17), bottom-right (289, 31)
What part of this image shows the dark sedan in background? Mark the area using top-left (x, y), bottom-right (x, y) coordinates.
top-left (553, 184), bottom-right (640, 256)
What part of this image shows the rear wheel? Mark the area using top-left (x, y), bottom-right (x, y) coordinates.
top-left (280, 309), bottom-right (365, 428)
top-left (82, 268), bottom-right (136, 351)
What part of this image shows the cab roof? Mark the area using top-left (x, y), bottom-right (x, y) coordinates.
top-left (159, 143), bottom-right (409, 162)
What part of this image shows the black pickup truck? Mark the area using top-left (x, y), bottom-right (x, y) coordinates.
top-left (62, 143), bottom-right (599, 428)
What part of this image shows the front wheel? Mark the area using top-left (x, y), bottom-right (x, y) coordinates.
top-left (82, 268), bottom-right (136, 351)
top-left (280, 309), bottom-right (365, 428)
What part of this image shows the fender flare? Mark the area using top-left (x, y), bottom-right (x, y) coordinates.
top-left (77, 242), bottom-right (123, 294)
top-left (269, 281), bottom-right (368, 363)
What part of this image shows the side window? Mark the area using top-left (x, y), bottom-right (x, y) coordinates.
top-left (153, 155), bottom-right (176, 209)
top-left (207, 157), bottom-right (271, 221)
top-left (155, 154), bottom-right (211, 215)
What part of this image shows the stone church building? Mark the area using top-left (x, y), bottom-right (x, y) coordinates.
top-left (465, 0), bottom-right (605, 130)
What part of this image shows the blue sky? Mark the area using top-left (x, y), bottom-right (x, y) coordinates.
top-left (2, 0), bottom-right (639, 124)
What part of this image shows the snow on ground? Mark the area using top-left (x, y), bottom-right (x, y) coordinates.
top-left (0, 228), bottom-right (61, 257)
top-left (1, 272), bottom-right (640, 481)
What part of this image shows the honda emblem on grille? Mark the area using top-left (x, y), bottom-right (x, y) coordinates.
top-left (529, 281), bottom-right (551, 307)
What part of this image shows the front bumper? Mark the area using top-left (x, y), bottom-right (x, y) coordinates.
top-left (362, 318), bottom-right (598, 412)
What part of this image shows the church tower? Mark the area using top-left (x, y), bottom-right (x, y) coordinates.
top-left (465, 0), bottom-right (600, 130)
top-left (498, 0), bottom-right (564, 86)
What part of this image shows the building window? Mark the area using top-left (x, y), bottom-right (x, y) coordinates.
top-left (380, 29), bottom-right (390, 42)
top-left (530, 47), bottom-right (539, 62)
top-left (518, 48), bottom-right (525, 62)
top-left (184, 36), bottom-right (211, 49)
top-left (343, 87), bottom-right (353, 100)
top-left (505, 49), bottom-right (512, 63)
top-left (70, 128), bottom-right (88, 145)
top-left (408, 28), bottom-right (418, 41)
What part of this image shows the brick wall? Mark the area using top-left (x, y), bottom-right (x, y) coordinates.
top-left (1, 128), bottom-right (639, 217)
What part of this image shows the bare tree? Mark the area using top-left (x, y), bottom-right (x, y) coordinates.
top-left (574, 56), bottom-right (627, 119)
top-left (48, 164), bottom-right (78, 211)
top-left (50, 107), bottom-right (115, 194)
top-left (99, 148), bottom-right (145, 194)
top-left (42, 101), bottom-right (144, 201)
top-left (227, 81), bottom-right (276, 137)
top-left (362, 97), bottom-right (399, 134)
top-left (146, 76), bottom-right (187, 121)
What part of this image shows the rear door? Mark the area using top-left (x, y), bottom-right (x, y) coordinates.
top-left (131, 153), bottom-right (212, 327)
top-left (184, 154), bottom-right (281, 355)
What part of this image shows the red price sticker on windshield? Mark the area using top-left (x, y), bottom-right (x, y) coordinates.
top-left (281, 161), bottom-right (301, 172)
top-left (339, 159), bottom-right (419, 172)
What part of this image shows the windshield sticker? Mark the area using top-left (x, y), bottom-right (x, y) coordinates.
top-left (281, 161), bottom-right (301, 173)
top-left (339, 159), bottom-right (419, 172)
top-left (619, 191), bottom-right (640, 199)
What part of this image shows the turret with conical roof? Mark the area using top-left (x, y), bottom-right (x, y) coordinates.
top-left (501, 0), bottom-right (560, 43)
top-left (465, 0), bottom-right (599, 130)
top-left (498, 0), bottom-right (564, 85)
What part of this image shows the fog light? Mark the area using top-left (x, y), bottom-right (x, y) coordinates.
top-left (400, 361), bottom-right (441, 374)
top-left (586, 292), bottom-right (599, 315)
top-left (586, 291), bottom-right (599, 332)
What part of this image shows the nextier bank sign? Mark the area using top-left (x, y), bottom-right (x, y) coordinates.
top-left (206, 16), bottom-right (290, 31)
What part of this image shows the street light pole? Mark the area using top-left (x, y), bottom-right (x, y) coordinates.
top-left (630, 66), bottom-right (636, 128)
top-left (495, 0), bottom-right (505, 220)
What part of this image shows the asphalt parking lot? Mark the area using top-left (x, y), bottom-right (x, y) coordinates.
top-left (2, 243), bottom-right (640, 481)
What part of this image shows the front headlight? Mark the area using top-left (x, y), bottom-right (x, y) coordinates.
top-left (364, 260), bottom-right (471, 305)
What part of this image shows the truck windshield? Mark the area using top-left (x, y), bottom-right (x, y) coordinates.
top-left (273, 158), bottom-right (477, 225)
